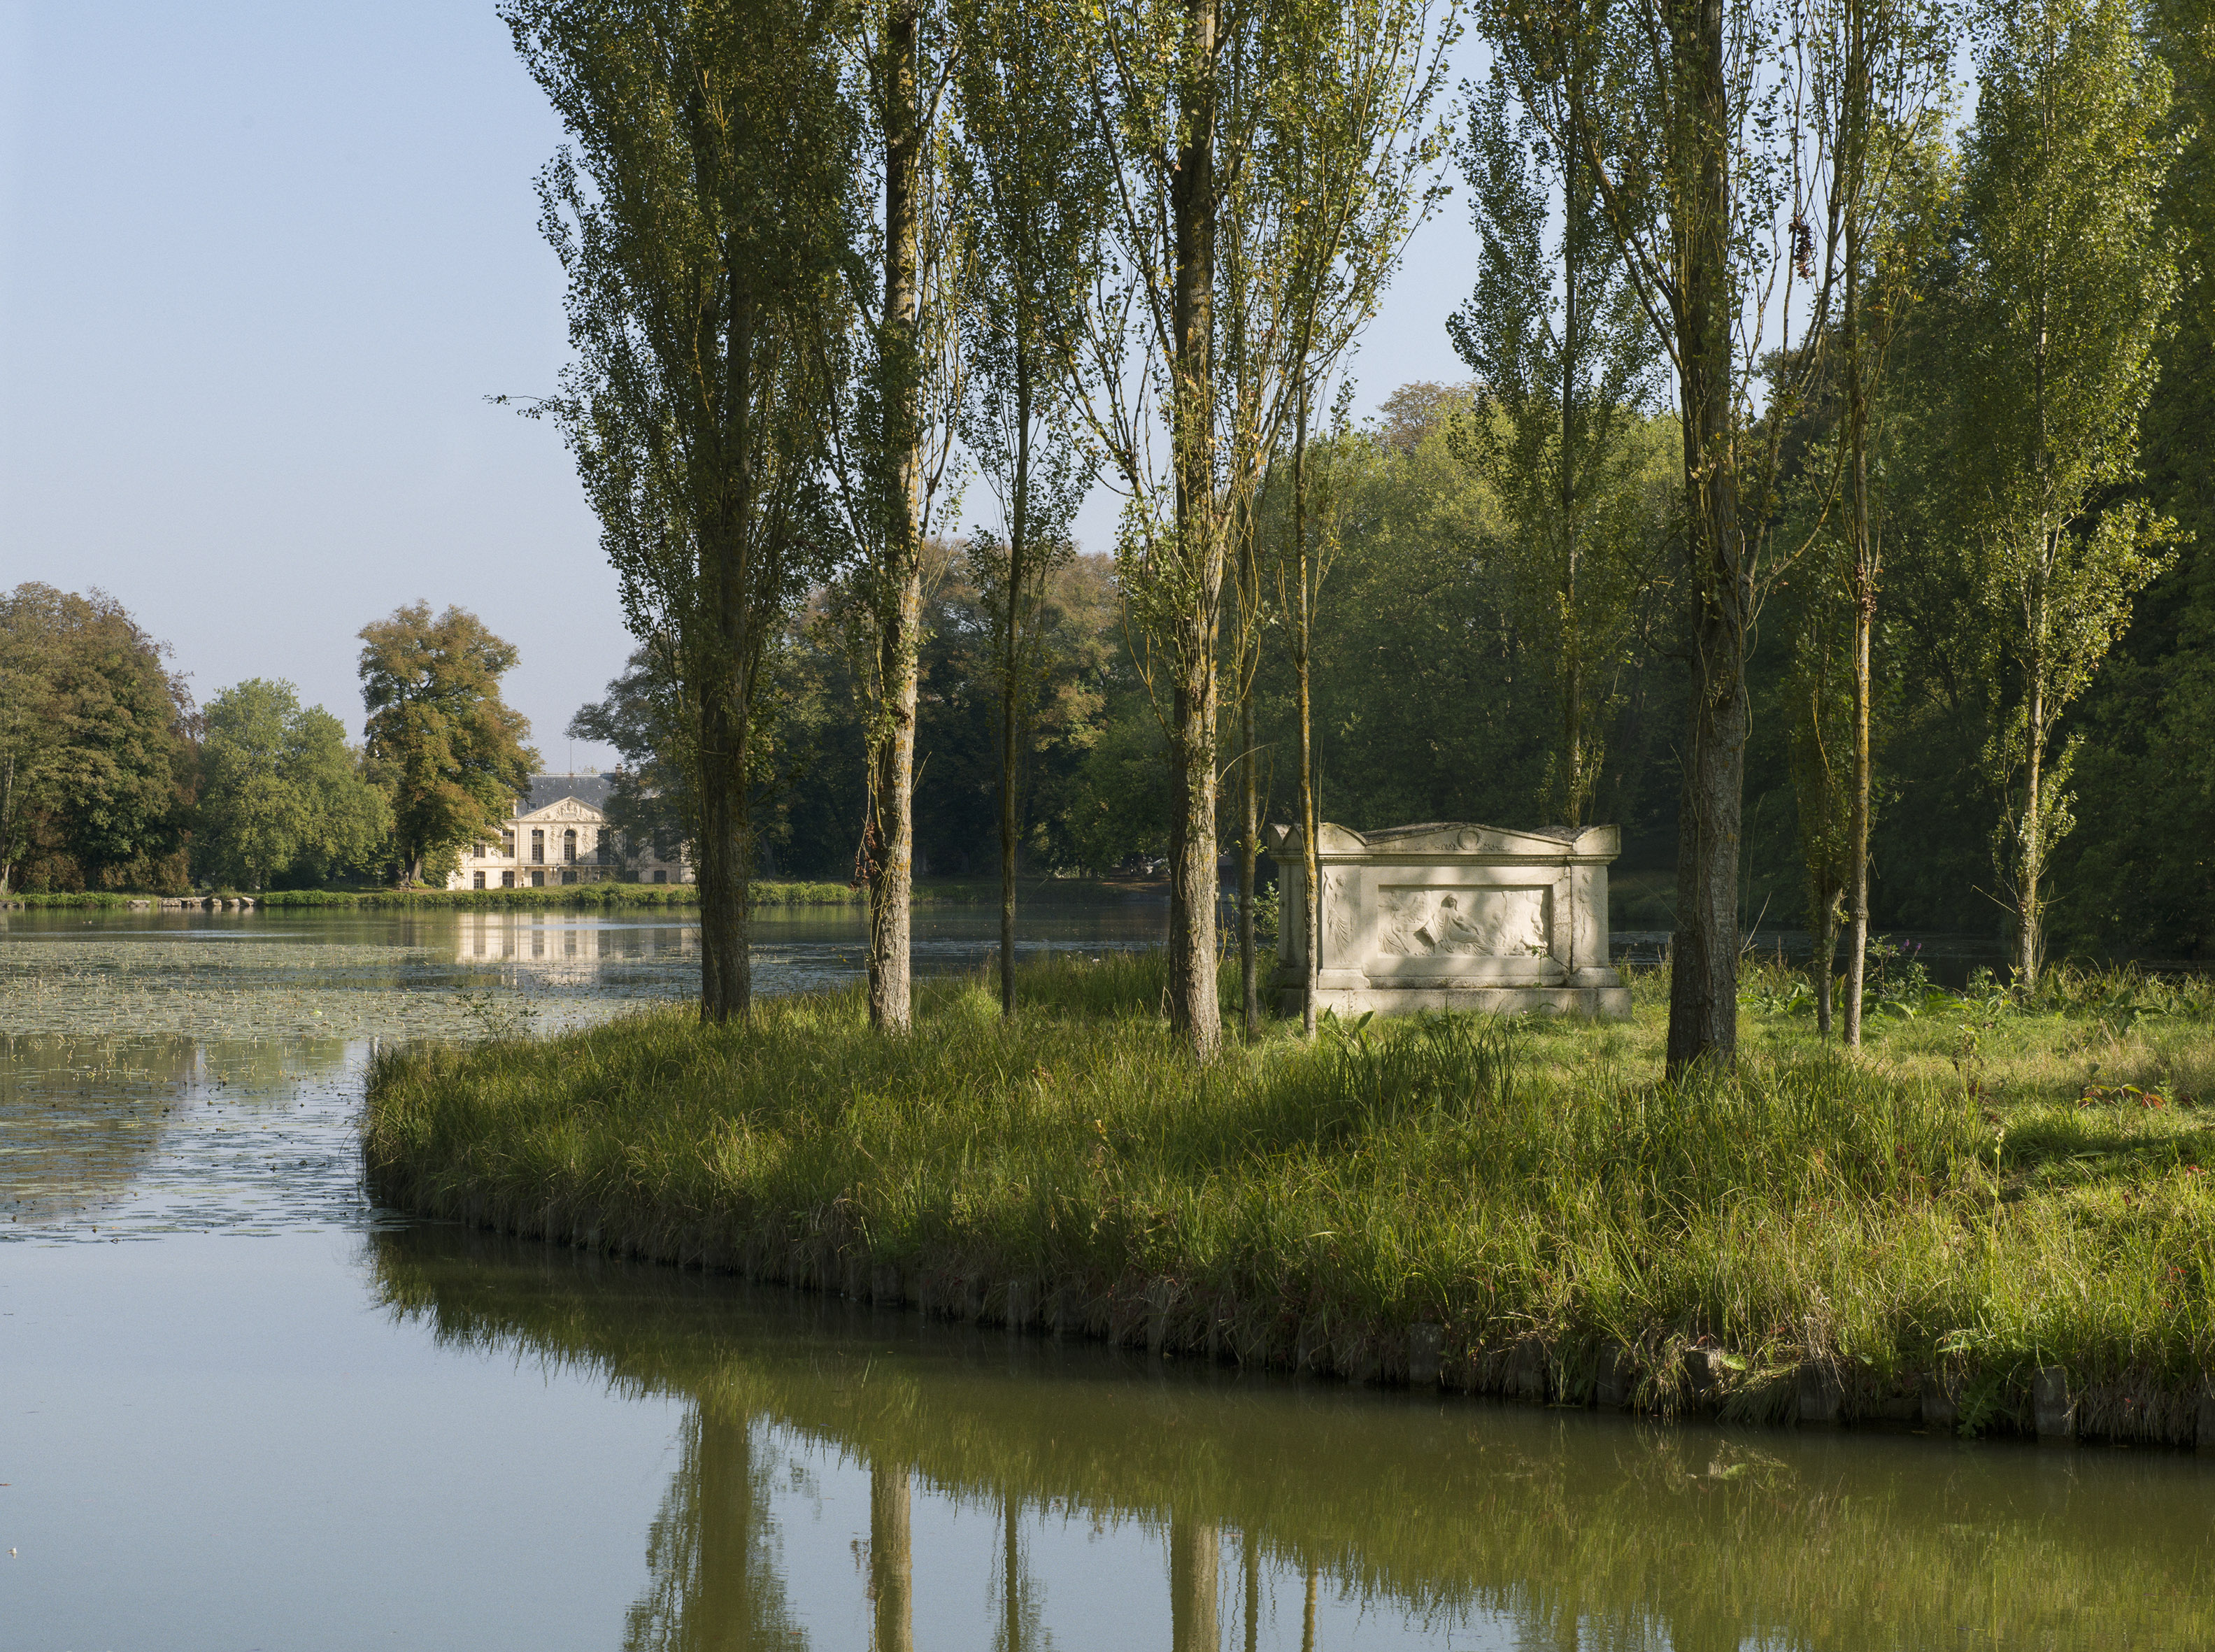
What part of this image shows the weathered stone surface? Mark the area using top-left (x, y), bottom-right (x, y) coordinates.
top-left (1146, 1281), bottom-right (1176, 1353)
top-left (1920, 1376), bottom-right (1959, 1433)
top-left (1594, 1341), bottom-right (1634, 1409)
top-left (2033, 1366), bottom-right (2077, 1442)
top-left (1683, 1344), bottom-right (1728, 1399)
top-left (1798, 1365), bottom-right (1844, 1426)
top-left (1264, 822), bottom-right (1630, 1020)
top-left (1407, 1323), bottom-right (1444, 1388)
top-left (1506, 1339), bottom-right (1549, 1403)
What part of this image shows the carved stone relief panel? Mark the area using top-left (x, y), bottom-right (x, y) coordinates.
top-left (1375, 885), bottom-right (1550, 960)
top-left (1324, 872), bottom-right (1355, 958)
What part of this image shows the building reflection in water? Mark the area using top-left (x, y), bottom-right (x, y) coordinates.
top-left (453, 915), bottom-right (697, 990)
top-left (374, 1227), bottom-right (2215, 1652)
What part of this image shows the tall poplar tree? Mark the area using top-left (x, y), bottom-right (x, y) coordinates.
top-left (1064, 0), bottom-right (1446, 1054)
top-left (1794, 0), bottom-right (1955, 1044)
top-left (507, 0), bottom-right (857, 1023)
top-left (1262, 0), bottom-right (1453, 1039)
top-left (835, 0), bottom-right (966, 1033)
top-left (1957, 0), bottom-right (2179, 986)
top-left (1449, 62), bottom-right (1666, 833)
top-left (1492, 0), bottom-right (1838, 1071)
top-left (955, 0), bottom-right (1106, 1016)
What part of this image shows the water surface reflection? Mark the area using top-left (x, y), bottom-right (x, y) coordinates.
top-left (375, 1225), bottom-right (2215, 1651)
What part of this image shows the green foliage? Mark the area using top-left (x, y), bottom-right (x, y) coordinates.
top-left (1957, 0), bottom-right (2184, 981)
top-left (0, 583), bottom-right (192, 895)
top-left (196, 678), bottom-right (388, 891)
top-left (1246, 396), bottom-right (1682, 842)
top-left (357, 602), bottom-right (539, 885)
top-left (2047, 0), bottom-right (2215, 955)
top-left (1450, 61), bottom-right (1671, 827)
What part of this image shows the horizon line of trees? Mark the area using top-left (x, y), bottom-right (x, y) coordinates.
top-left (0, 589), bottom-right (553, 896)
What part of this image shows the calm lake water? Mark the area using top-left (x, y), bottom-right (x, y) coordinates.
top-left (4, 902), bottom-right (2210, 1651)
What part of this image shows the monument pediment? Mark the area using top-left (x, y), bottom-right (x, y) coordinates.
top-left (1265, 820), bottom-right (1620, 862)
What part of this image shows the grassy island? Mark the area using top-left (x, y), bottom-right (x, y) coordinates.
top-left (364, 955), bottom-right (2215, 1445)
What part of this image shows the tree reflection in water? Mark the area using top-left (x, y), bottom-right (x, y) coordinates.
top-left (624, 1409), bottom-right (805, 1651)
top-left (373, 1225), bottom-right (2215, 1651)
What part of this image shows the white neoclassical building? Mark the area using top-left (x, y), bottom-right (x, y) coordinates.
top-left (445, 774), bottom-right (692, 891)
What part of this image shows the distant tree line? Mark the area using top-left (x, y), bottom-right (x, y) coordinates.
top-left (0, 588), bottom-right (538, 897)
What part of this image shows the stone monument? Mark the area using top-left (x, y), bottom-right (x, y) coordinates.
top-left (1264, 821), bottom-right (1630, 1019)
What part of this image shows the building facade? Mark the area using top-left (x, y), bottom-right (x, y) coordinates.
top-left (444, 774), bottom-right (692, 891)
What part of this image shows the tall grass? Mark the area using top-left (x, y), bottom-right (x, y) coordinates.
top-left (364, 953), bottom-right (2215, 1437)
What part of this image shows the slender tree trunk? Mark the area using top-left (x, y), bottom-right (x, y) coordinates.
top-left (697, 275), bottom-right (761, 1027)
top-left (1839, 17), bottom-right (1874, 1051)
top-left (869, 0), bottom-right (925, 1033)
top-left (1842, 599), bottom-right (1872, 1044)
top-left (1169, 1519), bottom-right (1219, 1652)
top-left (998, 355), bottom-right (1033, 1018)
top-left (1302, 1563), bottom-right (1318, 1652)
top-left (1002, 1495), bottom-right (1023, 1652)
top-left (1167, 0), bottom-right (1223, 1056)
top-left (1561, 72), bottom-right (1585, 828)
top-left (871, 1462), bottom-right (913, 1652)
top-left (1292, 373), bottom-right (1320, 1038)
top-left (1664, 0), bottom-right (1746, 1078)
top-left (1239, 685), bottom-right (1260, 1040)
top-left (1813, 892), bottom-right (1838, 1037)
top-left (692, 1411), bottom-right (755, 1643)
top-left (0, 748), bottom-right (15, 895)
top-left (697, 690), bottom-right (754, 1025)
top-left (2018, 646), bottom-right (2046, 985)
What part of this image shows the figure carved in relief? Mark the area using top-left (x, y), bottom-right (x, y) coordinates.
top-left (1376, 887), bottom-right (1547, 957)
top-left (1324, 874), bottom-right (1355, 955)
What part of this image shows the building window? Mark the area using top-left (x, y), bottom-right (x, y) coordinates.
top-left (501, 831), bottom-right (515, 858)
top-left (561, 869), bottom-right (576, 885)
top-left (473, 871), bottom-right (485, 890)
top-left (531, 869), bottom-right (545, 888)
top-left (501, 870), bottom-right (515, 889)
top-left (563, 827), bottom-right (578, 863)
top-left (652, 869), bottom-right (667, 885)
top-left (531, 829), bottom-right (544, 863)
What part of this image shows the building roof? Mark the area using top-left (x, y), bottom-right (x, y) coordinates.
top-left (521, 772), bottom-right (617, 816)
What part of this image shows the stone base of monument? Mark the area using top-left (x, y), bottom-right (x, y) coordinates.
top-left (1264, 820), bottom-right (1632, 1023)
top-left (1289, 981), bottom-right (1634, 1019)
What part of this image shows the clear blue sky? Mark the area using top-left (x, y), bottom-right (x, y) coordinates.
top-left (1, 3), bottom-right (1481, 769)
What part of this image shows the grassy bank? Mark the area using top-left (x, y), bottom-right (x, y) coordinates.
top-left (363, 954), bottom-right (2215, 1444)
